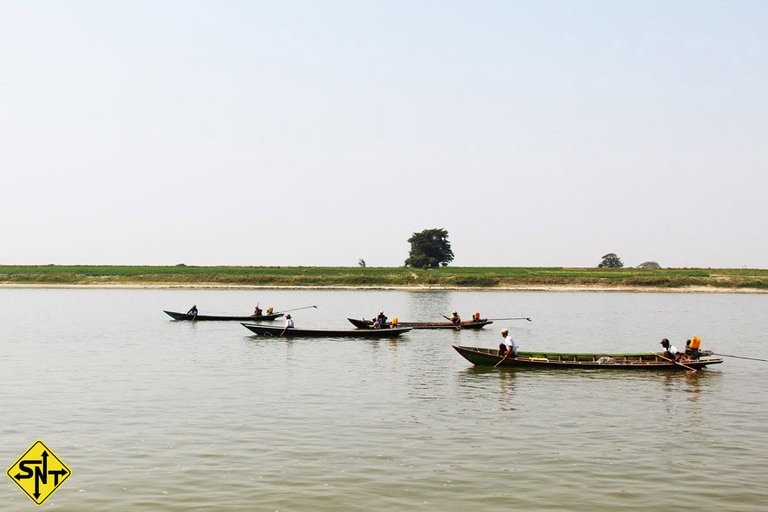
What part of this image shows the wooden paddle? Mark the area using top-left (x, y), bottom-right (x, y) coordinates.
top-left (278, 305), bottom-right (318, 313)
top-left (494, 352), bottom-right (514, 368)
top-left (488, 317), bottom-right (532, 321)
top-left (713, 353), bottom-right (768, 363)
top-left (655, 352), bottom-right (697, 372)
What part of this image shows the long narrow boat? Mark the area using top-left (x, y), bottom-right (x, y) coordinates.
top-left (164, 310), bottom-right (284, 321)
top-left (242, 323), bottom-right (412, 338)
top-left (452, 345), bottom-right (723, 370)
top-left (347, 318), bottom-right (493, 330)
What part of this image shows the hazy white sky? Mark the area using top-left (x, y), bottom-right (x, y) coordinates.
top-left (1, 1), bottom-right (766, 268)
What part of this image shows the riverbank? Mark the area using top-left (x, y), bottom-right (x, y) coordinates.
top-left (1, 283), bottom-right (766, 293)
top-left (1, 265), bottom-right (767, 293)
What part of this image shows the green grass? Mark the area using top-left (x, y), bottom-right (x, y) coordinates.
top-left (0, 265), bottom-right (767, 290)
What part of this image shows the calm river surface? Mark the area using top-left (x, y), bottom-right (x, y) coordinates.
top-left (1, 288), bottom-right (767, 511)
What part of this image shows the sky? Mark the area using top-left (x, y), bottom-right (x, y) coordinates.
top-left (1, 0), bottom-right (766, 268)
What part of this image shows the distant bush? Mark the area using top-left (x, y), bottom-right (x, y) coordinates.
top-left (637, 261), bottom-right (661, 269)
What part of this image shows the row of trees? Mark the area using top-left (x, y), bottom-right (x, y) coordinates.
top-left (363, 229), bottom-right (659, 270)
top-left (598, 253), bottom-right (661, 269)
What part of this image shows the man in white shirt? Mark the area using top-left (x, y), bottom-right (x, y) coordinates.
top-left (281, 314), bottom-right (295, 336)
top-left (499, 329), bottom-right (518, 360)
top-left (660, 338), bottom-right (681, 360)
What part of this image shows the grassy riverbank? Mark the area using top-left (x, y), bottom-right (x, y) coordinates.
top-left (1, 265), bottom-right (767, 291)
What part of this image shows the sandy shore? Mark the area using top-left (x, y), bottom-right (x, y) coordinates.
top-left (1, 283), bottom-right (766, 293)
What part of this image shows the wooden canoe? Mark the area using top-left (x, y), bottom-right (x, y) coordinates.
top-left (241, 323), bottom-right (413, 338)
top-left (164, 310), bottom-right (284, 321)
top-left (347, 317), bottom-right (493, 330)
top-left (452, 345), bottom-right (724, 370)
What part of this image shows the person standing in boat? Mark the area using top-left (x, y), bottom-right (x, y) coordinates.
top-left (660, 338), bottom-right (682, 361)
top-left (498, 329), bottom-right (518, 360)
top-left (375, 310), bottom-right (388, 329)
top-left (187, 305), bottom-right (198, 320)
top-left (253, 304), bottom-right (263, 317)
top-left (280, 314), bottom-right (295, 336)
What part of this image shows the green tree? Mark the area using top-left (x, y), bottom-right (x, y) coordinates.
top-left (405, 228), bottom-right (454, 268)
top-left (598, 253), bottom-right (624, 268)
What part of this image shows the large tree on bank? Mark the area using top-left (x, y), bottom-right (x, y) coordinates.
top-left (404, 228), bottom-right (454, 269)
top-left (598, 253), bottom-right (624, 268)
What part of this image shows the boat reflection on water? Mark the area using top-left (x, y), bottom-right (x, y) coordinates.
top-left (456, 366), bottom-right (519, 411)
top-left (658, 368), bottom-right (721, 403)
top-left (372, 337), bottom-right (403, 367)
top-left (497, 370), bottom-right (518, 411)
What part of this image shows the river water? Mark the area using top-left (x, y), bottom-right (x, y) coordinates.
top-left (1, 288), bottom-right (766, 511)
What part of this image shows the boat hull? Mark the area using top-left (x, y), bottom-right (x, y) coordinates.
top-left (242, 323), bottom-right (413, 338)
top-left (347, 318), bottom-right (493, 330)
top-left (452, 345), bottom-right (723, 370)
top-left (164, 310), bottom-right (284, 322)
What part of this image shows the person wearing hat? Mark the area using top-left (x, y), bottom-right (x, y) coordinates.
top-left (498, 328), bottom-right (518, 361)
top-left (449, 311), bottom-right (462, 325)
top-left (374, 310), bottom-right (388, 329)
top-left (280, 314), bottom-right (295, 336)
top-left (660, 338), bottom-right (682, 361)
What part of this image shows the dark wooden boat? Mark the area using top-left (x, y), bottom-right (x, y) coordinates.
top-left (452, 345), bottom-right (724, 370)
top-left (241, 323), bottom-right (412, 338)
top-left (164, 310), bottom-right (284, 322)
top-left (347, 317), bottom-right (493, 330)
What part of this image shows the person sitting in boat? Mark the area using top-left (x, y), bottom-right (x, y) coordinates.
top-left (254, 305), bottom-right (263, 317)
top-left (498, 328), bottom-right (518, 360)
top-left (389, 316), bottom-right (399, 328)
top-left (472, 312), bottom-right (481, 322)
top-left (375, 310), bottom-right (388, 328)
top-left (267, 306), bottom-right (274, 314)
top-left (685, 336), bottom-right (702, 359)
top-left (280, 314), bottom-right (295, 336)
top-left (660, 338), bottom-right (682, 361)
top-left (186, 305), bottom-right (198, 319)
top-left (450, 311), bottom-right (461, 325)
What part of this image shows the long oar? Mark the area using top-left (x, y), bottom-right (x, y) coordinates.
top-left (713, 353), bottom-right (768, 363)
top-left (488, 317), bottom-right (532, 321)
top-left (278, 305), bottom-right (318, 314)
top-left (494, 353), bottom-right (513, 368)
top-left (655, 352), bottom-right (697, 372)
